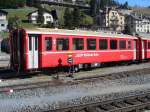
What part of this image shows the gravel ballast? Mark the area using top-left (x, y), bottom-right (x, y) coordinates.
top-left (1, 62), bottom-right (150, 88)
top-left (0, 73), bottom-right (150, 112)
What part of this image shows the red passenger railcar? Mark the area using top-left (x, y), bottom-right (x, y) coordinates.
top-left (140, 36), bottom-right (150, 60)
top-left (10, 28), bottom-right (147, 71)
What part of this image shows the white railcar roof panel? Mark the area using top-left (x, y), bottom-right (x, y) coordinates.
top-left (25, 28), bottom-right (137, 39)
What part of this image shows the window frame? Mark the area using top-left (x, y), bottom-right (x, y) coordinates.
top-left (148, 41), bottom-right (150, 49)
top-left (99, 39), bottom-right (108, 50)
top-left (56, 37), bottom-right (69, 51)
top-left (73, 38), bottom-right (84, 50)
top-left (86, 38), bottom-right (97, 50)
top-left (29, 36), bottom-right (32, 51)
top-left (119, 40), bottom-right (126, 50)
top-left (128, 40), bottom-right (132, 49)
top-left (110, 39), bottom-right (118, 50)
top-left (45, 37), bottom-right (52, 51)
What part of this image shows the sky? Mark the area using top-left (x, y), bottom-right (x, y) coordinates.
top-left (116, 0), bottom-right (150, 7)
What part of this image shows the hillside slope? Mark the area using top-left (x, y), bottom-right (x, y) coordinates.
top-left (132, 7), bottom-right (150, 16)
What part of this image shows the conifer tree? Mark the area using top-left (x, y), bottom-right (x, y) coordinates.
top-left (73, 8), bottom-right (81, 28)
top-left (64, 8), bottom-right (73, 29)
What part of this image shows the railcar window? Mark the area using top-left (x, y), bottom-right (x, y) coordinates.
top-left (119, 40), bottom-right (126, 49)
top-left (110, 40), bottom-right (117, 49)
top-left (128, 41), bottom-right (131, 49)
top-left (57, 38), bottom-right (69, 50)
top-left (35, 37), bottom-right (38, 50)
top-left (45, 37), bottom-right (52, 51)
top-left (73, 38), bottom-right (84, 50)
top-left (87, 39), bottom-right (96, 50)
top-left (99, 39), bottom-right (108, 50)
top-left (29, 36), bottom-right (32, 51)
top-left (148, 42), bottom-right (150, 49)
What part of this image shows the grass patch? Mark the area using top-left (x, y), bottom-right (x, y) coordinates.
top-left (4, 7), bottom-right (37, 20)
top-left (0, 31), bottom-right (9, 38)
top-left (3, 7), bottom-right (37, 28)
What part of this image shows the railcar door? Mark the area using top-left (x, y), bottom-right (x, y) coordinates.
top-left (134, 40), bottom-right (137, 60)
top-left (142, 40), bottom-right (145, 59)
top-left (28, 34), bottom-right (39, 69)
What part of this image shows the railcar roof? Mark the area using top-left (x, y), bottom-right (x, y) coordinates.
top-left (138, 33), bottom-right (150, 40)
top-left (25, 28), bottom-right (137, 39)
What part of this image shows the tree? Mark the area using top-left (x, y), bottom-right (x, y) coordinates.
top-left (72, 8), bottom-right (81, 28)
top-left (8, 16), bottom-right (21, 32)
top-left (37, 7), bottom-right (44, 26)
top-left (90, 0), bottom-right (100, 16)
top-left (122, 1), bottom-right (128, 9)
top-left (123, 25), bottom-right (132, 35)
top-left (90, 0), bottom-right (119, 16)
top-left (64, 8), bottom-right (73, 29)
top-left (99, 0), bottom-right (105, 9)
top-left (26, 0), bottom-right (34, 6)
top-left (0, 0), bottom-right (26, 9)
top-left (80, 13), bottom-right (94, 26)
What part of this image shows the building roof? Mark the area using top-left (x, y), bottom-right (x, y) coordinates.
top-left (27, 9), bottom-right (52, 16)
top-left (24, 28), bottom-right (137, 39)
top-left (129, 14), bottom-right (142, 21)
top-left (138, 33), bottom-right (150, 40)
top-left (0, 20), bottom-right (8, 23)
top-left (27, 9), bottom-right (58, 20)
top-left (129, 14), bottom-right (150, 21)
top-left (0, 10), bottom-right (8, 15)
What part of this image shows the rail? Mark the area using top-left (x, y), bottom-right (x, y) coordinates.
top-left (49, 92), bottom-right (150, 112)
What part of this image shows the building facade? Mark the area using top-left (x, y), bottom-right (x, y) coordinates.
top-left (126, 14), bottom-right (150, 33)
top-left (28, 10), bottom-right (54, 25)
top-left (97, 7), bottom-right (126, 32)
top-left (0, 10), bottom-right (8, 32)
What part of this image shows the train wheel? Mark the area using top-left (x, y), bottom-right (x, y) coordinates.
top-left (83, 63), bottom-right (91, 70)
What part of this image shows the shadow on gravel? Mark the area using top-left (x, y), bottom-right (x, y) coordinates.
top-left (0, 68), bottom-right (58, 80)
top-left (0, 61), bottom-right (147, 80)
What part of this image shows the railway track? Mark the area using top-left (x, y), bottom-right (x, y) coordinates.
top-left (1, 65), bottom-right (150, 112)
top-left (49, 92), bottom-right (150, 112)
top-left (1, 67), bottom-right (150, 93)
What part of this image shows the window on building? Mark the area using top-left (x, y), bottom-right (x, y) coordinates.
top-left (119, 40), bottom-right (126, 49)
top-left (1, 24), bottom-right (4, 27)
top-left (128, 41), bottom-right (131, 49)
top-left (45, 37), bottom-right (52, 51)
top-left (110, 40), bottom-right (117, 49)
top-left (46, 16), bottom-right (51, 19)
top-left (148, 42), bottom-right (150, 49)
top-left (73, 38), bottom-right (84, 50)
top-left (99, 39), bottom-right (108, 50)
top-left (87, 39), bottom-right (96, 50)
top-left (112, 12), bottom-right (115, 16)
top-left (56, 38), bottom-right (69, 50)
